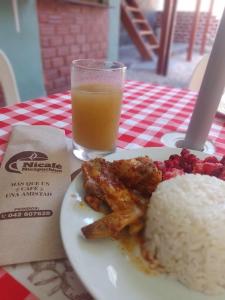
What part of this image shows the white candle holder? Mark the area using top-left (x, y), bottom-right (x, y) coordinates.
top-left (161, 132), bottom-right (215, 154)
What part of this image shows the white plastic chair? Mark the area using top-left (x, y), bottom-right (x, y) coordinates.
top-left (0, 49), bottom-right (20, 105)
top-left (188, 54), bottom-right (209, 92)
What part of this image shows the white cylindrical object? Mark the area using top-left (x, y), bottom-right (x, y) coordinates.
top-left (12, 0), bottom-right (20, 33)
top-left (182, 7), bottom-right (225, 151)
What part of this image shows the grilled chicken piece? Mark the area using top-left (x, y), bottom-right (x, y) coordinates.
top-left (82, 158), bottom-right (142, 211)
top-left (85, 195), bottom-right (103, 212)
top-left (81, 158), bottom-right (145, 239)
top-left (82, 207), bottom-right (142, 239)
top-left (82, 159), bottom-right (108, 213)
top-left (111, 156), bottom-right (162, 197)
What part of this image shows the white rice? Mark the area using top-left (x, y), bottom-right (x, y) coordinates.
top-left (145, 174), bottom-right (225, 295)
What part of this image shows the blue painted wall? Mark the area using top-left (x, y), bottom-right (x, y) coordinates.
top-left (107, 0), bottom-right (120, 61)
top-left (0, 0), bottom-right (45, 101)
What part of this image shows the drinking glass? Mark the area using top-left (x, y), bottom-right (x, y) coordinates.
top-left (71, 59), bottom-right (126, 161)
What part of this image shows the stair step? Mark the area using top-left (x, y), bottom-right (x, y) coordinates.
top-left (140, 30), bottom-right (153, 35)
top-left (133, 19), bottom-right (147, 24)
top-left (126, 5), bottom-right (140, 12)
top-left (121, 1), bottom-right (159, 60)
top-left (146, 44), bottom-right (159, 50)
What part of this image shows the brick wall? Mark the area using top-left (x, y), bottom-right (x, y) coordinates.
top-left (157, 11), bottom-right (219, 46)
top-left (37, 0), bottom-right (109, 95)
top-left (174, 12), bottom-right (219, 45)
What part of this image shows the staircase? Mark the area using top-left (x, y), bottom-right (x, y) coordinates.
top-left (121, 0), bottom-right (159, 60)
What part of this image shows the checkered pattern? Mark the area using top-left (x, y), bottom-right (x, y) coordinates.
top-left (0, 268), bottom-right (38, 300)
top-left (119, 81), bottom-right (225, 155)
top-left (1, 80), bottom-right (225, 298)
top-left (1, 81), bottom-right (225, 160)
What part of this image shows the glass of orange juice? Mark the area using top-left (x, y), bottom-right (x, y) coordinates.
top-left (71, 59), bottom-right (126, 161)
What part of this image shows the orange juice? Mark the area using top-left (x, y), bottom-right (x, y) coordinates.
top-left (71, 83), bottom-right (122, 151)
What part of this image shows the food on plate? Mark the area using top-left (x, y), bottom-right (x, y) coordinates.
top-left (156, 148), bottom-right (225, 180)
top-left (81, 149), bottom-right (225, 241)
top-left (111, 156), bottom-right (162, 197)
top-left (78, 148), bottom-right (225, 294)
top-left (82, 208), bottom-right (142, 239)
top-left (145, 173), bottom-right (225, 295)
top-left (81, 157), bottom-right (161, 239)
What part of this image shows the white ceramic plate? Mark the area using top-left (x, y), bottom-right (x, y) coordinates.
top-left (217, 94), bottom-right (225, 117)
top-left (60, 147), bottom-right (224, 300)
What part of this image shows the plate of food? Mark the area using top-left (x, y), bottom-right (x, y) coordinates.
top-left (60, 147), bottom-right (225, 300)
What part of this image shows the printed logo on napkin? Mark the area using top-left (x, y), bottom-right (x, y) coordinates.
top-left (5, 151), bottom-right (62, 174)
top-left (0, 125), bottom-right (71, 266)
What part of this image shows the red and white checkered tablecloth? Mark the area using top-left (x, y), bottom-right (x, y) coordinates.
top-left (1, 80), bottom-right (225, 161)
top-left (1, 80), bottom-right (225, 299)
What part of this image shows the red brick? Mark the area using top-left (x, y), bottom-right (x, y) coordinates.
top-left (43, 59), bottom-right (51, 69)
top-left (38, 13), bottom-right (48, 23)
top-left (70, 25), bottom-right (80, 34)
top-left (54, 77), bottom-right (66, 85)
top-left (57, 46), bottom-right (69, 56)
top-left (45, 69), bottom-right (58, 80)
top-left (41, 37), bottom-right (49, 47)
top-left (70, 45), bottom-right (80, 55)
top-left (95, 50), bottom-right (105, 59)
top-left (42, 47), bottom-right (56, 58)
top-left (66, 55), bottom-right (76, 65)
top-left (55, 25), bottom-right (68, 35)
top-left (91, 43), bottom-right (100, 51)
top-left (64, 35), bottom-right (75, 45)
top-left (59, 66), bottom-right (70, 76)
top-left (86, 34), bottom-right (96, 43)
top-left (100, 42), bottom-right (107, 50)
top-left (74, 15), bottom-right (83, 26)
top-left (40, 24), bottom-right (55, 35)
top-left (48, 15), bottom-right (62, 24)
top-left (81, 44), bottom-right (90, 52)
top-left (49, 36), bottom-right (63, 47)
top-left (66, 75), bottom-right (70, 84)
top-left (52, 57), bottom-right (64, 68)
top-left (45, 82), bottom-right (54, 93)
top-left (53, 78), bottom-right (69, 91)
top-left (76, 34), bottom-right (85, 44)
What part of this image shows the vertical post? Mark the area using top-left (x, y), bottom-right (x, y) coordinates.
top-left (107, 0), bottom-right (120, 60)
top-left (164, 0), bottom-right (177, 75)
top-left (12, 0), bottom-right (20, 33)
top-left (200, 0), bottom-right (214, 55)
top-left (187, 0), bottom-right (201, 61)
top-left (182, 7), bottom-right (225, 151)
top-left (157, 0), bottom-right (177, 75)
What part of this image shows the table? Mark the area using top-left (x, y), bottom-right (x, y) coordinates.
top-left (1, 80), bottom-right (225, 300)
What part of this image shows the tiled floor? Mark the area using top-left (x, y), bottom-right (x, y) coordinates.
top-left (119, 43), bottom-right (208, 89)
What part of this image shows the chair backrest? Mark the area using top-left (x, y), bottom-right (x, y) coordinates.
top-left (0, 49), bottom-right (20, 105)
top-left (188, 54), bottom-right (210, 92)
